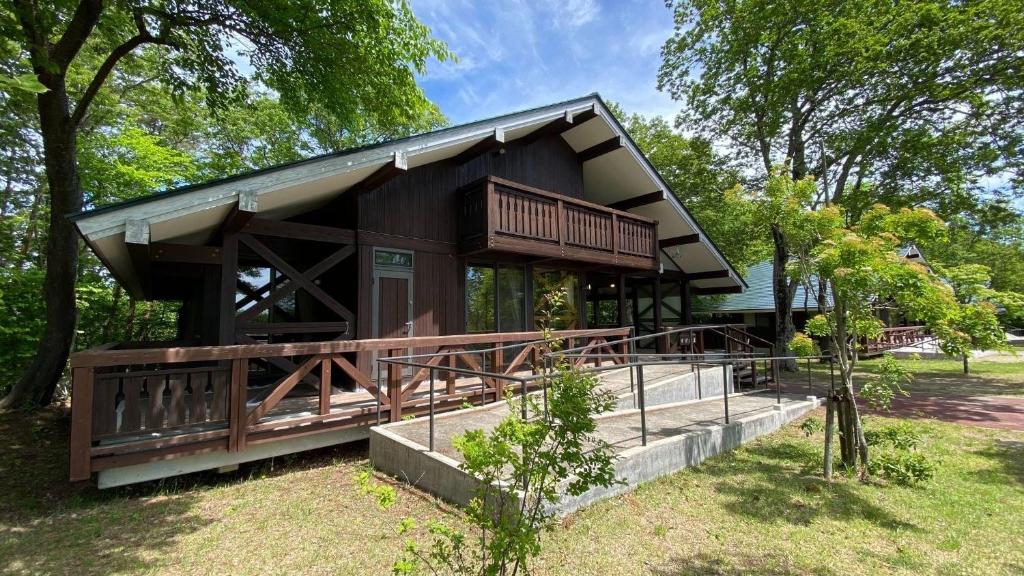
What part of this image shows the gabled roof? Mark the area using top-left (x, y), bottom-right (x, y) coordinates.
top-left (710, 244), bottom-right (931, 314)
top-left (71, 93), bottom-right (746, 296)
top-left (708, 261), bottom-right (832, 314)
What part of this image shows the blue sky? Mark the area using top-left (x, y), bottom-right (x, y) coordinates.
top-left (409, 0), bottom-right (680, 124)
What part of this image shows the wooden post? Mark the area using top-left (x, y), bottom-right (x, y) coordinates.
top-left (491, 348), bottom-right (504, 398)
top-left (446, 353), bottom-right (456, 394)
top-left (218, 234), bottom-right (239, 345)
top-left (617, 273), bottom-right (627, 328)
top-left (229, 357), bottom-right (249, 452)
top-left (653, 279), bottom-right (665, 353)
top-left (681, 280), bottom-right (692, 325)
top-left (320, 357), bottom-right (332, 415)
top-left (69, 367), bottom-right (94, 481)
top-left (388, 350), bottom-right (402, 422)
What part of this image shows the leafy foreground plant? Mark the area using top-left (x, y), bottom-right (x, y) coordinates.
top-left (394, 360), bottom-right (619, 575)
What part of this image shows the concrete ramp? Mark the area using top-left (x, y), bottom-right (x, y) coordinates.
top-left (370, 370), bottom-right (821, 515)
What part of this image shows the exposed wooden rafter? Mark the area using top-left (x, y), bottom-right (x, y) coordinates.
top-left (124, 218), bottom-right (151, 295)
top-left (450, 128), bottom-right (505, 165)
top-left (605, 190), bottom-right (664, 211)
top-left (685, 269), bottom-right (731, 281)
top-left (571, 103), bottom-right (599, 124)
top-left (691, 285), bottom-right (743, 295)
top-left (577, 135), bottom-right (623, 163)
top-left (221, 190), bottom-right (258, 237)
top-left (518, 110), bottom-right (574, 146)
top-left (347, 151), bottom-right (408, 195)
top-left (150, 243), bottom-right (222, 265)
top-left (660, 233), bottom-right (700, 248)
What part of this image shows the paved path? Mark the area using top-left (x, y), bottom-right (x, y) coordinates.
top-left (389, 389), bottom-right (809, 462)
top-left (882, 395), bottom-right (1024, 431)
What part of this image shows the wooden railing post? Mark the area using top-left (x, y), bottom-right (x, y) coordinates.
top-left (388, 350), bottom-right (402, 422)
top-left (320, 357), bottom-right (332, 415)
top-left (446, 352), bottom-right (457, 393)
top-left (69, 367), bottom-right (94, 481)
top-left (557, 199), bottom-right (566, 253)
top-left (491, 348), bottom-right (504, 398)
top-left (229, 357), bottom-right (249, 453)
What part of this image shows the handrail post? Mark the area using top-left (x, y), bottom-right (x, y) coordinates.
top-left (388, 351), bottom-right (402, 422)
top-left (429, 367), bottom-right (435, 452)
top-left (229, 357), bottom-right (248, 453)
top-left (375, 364), bottom-right (382, 426)
top-left (775, 358), bottom-right (782, 404)
top-left (638, 363), bottom-right (647, 446)
top-left (520, 376), bottom-right (528, 420)
top-left (807, 357), bottom-right (812, 395)
top-left (69, 366), bottom-right (95, 481)
top-left (722, 362), bottom-right (730, 424)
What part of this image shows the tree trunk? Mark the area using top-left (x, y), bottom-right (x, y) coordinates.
top-left (771, 225), bottom-right (798, 371)
top-left (962, 355), bottom-right (969, 375)
top-left (823, 395), bottom-right (835, 480)
top-left (1, 82), bottom-right (82, 410)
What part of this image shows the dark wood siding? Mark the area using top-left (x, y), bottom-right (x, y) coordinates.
top-left (358, 133), bottom-right (583, 243)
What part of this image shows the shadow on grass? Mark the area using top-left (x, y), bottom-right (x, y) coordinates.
top-left (692, 435), bottom-right (919, 533)
top-left (972, 438), bottom-right (1024, 486)
top-left (0, 407), bottom-right (368, 574)
top-left (650, 549), bottom-right (835, 576)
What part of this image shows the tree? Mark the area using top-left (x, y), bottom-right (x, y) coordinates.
top-left (611, 104), bottom-right (769, 270)
top-left (394, 289), bottom-right (619, 576)
top-left (934, 263), bottom-right (1023, 373)
top-left (0, 0), bottom-right (451, 409)
top-left (762, 170), bottom-right (1006, 477)
top-left (659, 0), bottom-right (1024, 366)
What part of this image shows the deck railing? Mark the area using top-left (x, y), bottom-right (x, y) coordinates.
top-left (68, 327), bottom-right (631, 481)
top-left (460, 176), bottom-right (658, 269)
top-left (861, 325), bottom-right (929, 354)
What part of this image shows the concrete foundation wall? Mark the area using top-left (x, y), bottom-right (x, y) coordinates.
top-left (370, 393), bottom-right (821, 517)
top-left (551, 396), bottom-right (820, 515)
top-left (614, 365), bottom-right (734, 411)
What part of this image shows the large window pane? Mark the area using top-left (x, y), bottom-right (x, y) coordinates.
top-left (497, 266), bottom-right (525, 332)
top-left (466, 265), bottom-right (495, 332)
top-left (533, 269), bottom-right (579, 330)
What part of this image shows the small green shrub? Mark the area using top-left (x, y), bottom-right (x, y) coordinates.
top-left (869, 450), bottom-right (935, 486)
top-left (864, 421), bottom-right (921, 450)
top-left (799, 417), bottom-right (824, 437)
top-left (789, 331), bottom-right (821, 357)
top-left (861, 354), bottom-right (913, 411)
top-left (354, 469), bottom-right (398, 510)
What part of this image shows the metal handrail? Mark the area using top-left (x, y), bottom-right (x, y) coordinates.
top-left (376, 322), bottom-right (837, 456)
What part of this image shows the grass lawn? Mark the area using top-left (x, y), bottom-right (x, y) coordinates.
top-left (1, 357), bottom-right (1022, 575)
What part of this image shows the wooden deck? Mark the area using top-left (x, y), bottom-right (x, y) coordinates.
top-left (69, 328), bottom-right (631, 482)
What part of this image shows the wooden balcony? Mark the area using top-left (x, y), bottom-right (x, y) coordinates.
top-left (459, 176), bottom-right (659, 270)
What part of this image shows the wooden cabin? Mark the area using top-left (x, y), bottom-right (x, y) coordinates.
top-left (68, 94), bottom-right (746, 486)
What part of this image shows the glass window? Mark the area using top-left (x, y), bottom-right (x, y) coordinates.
top-left (374, 250), bottom-right (413, 268)
top-left (533, 269), bottom-right (579, 330)
top-left (465, 265), bottom-right (495, 332)
top-left (497, 266), bottom-right (526, 332)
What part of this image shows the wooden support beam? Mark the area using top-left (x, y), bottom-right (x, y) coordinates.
top-left (691, 285), bottom-right (743, 295)
top-left (605, 190), bottom-right (665, 211)
top-left (150, 243), bottom-right (222, 265)
top-left (222, 191), bottom-right (258, 237)
top-left (125, 218), bottom-right (151, 295)
top-left (572, 103), bottom-right (599, 124)
top-left (68, 367), bottom-right (94, 481)
top-left (347, 151), bottom-right (408, 195)
top-left (660, 234), bottom-right (700, 248)
top-left (682, 280), bottom-right (693, 324)
top-left (241, 217), bottom-right (355, 244)
top-left (577, 135), bottom-right (623, 163)
top-left (617, 272), bottom-right (627, 328)
top-left (451, 128), bottom-right (505, 165)
top-left (653, 279), bottom-right (664, 353)
top-left (685, 269), bottom-right (731, 280)
top-left (518, 110), bottom-right (574, 145)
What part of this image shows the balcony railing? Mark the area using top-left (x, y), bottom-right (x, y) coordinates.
top-left (459, 176), bottom-right (658, 269)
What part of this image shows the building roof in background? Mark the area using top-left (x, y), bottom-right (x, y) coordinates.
top-left (707, 261), bottom-right (832, 314)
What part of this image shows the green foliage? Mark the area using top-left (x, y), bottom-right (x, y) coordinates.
top-left (789, 332), bottom-right (820, 357)
top-left (395, 294), bottom-right (619, 575)
top-left (869, 450), bottom-right (935, 487)
top-left (860, 355), bottom-right (913, 412)
top-left (799, 417), bottom-right (824, 437)
top-left (864, 421), bottom-right (934, 486)
top-left (864, 421), bottom-right (922, 452)
top-left (354, 469), bottom-right (398, 511)
top-left (609, 103), bottom-right (768, 269)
